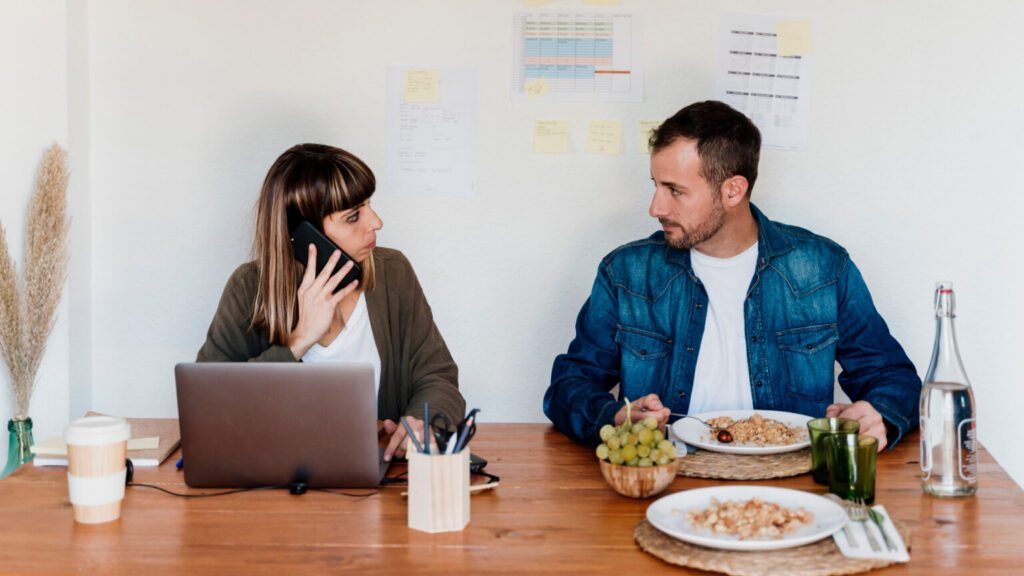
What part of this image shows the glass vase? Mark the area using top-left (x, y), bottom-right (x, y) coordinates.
top-left (1, 417), bottom-right (34, 479)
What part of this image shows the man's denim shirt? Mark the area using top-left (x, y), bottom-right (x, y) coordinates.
top-left (545, 205), bottom-right (922, 446)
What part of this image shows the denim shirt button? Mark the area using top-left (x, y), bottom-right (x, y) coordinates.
top-left (756, 381), bottom-right (763, 387)
top-left (678, 391), bottom-right (686, 398)
top-left (641, 349), bottom-right (647, 356)
top-left (696, 302), bottom-right (703, 309)
top-left (686, 346), bottom-right (694, 352)
top-left (751, 336), bottom-right (758, 342)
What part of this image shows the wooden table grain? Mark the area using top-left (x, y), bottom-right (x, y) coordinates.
top-left (0, 424), bottom-right (1021, 574)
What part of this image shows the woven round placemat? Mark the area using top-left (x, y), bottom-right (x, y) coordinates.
top-left (676, 448), bottom-right (812, 480)
top-left (635, 519), bottom-right (911, 576)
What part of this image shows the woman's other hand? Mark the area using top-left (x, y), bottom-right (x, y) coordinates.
top-left (287, 243), bottom-right (359, 359)
top-left (382, 417), bottom-right (424, 462)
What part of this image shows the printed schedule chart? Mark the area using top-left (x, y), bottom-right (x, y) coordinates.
top-left (512, 12), bottom-right (643, 102)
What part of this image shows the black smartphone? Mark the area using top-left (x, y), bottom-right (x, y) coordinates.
top-left (469, 453), bottom-right (487, 474)
top-left (290, 221), bottom-right (362, 293)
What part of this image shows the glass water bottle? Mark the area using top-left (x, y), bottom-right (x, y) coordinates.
top-left (920, 281), bottom-right (977, 497)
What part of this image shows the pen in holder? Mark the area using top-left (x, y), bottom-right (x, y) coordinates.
top-left (407, 448), bottom-right (470, 533)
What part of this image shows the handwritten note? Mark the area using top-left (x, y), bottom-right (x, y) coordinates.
top-left (638, 120), bottom-right (661, 154)
top-left (404, 69), bottom-right (440, 103)
top-left (533, 120), bottom-right (570, 154)
top-left (776, 20), bottom-right (813, 56)
top-left (585, 120), bottom-right (622, 155)
top-left (525, 78), bottom-right (551, 99)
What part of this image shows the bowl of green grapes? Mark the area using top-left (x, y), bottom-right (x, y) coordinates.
top-left (596, 413), bottom-right (678, 498)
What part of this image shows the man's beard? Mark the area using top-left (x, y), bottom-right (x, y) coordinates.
top-left (659, 195), bottom-right (726, 250)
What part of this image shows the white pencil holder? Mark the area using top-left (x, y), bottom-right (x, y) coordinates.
top-left (407, 449), bottom-right (470, 533)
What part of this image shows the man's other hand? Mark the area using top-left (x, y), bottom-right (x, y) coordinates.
top-left (826, 400), bottom-right (887, 451)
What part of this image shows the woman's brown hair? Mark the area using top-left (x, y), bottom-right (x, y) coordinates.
top-left (251, 143), bottom-right (377, 345)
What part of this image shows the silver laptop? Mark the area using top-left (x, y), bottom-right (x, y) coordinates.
top-left (174, 362), bottom-right (389, 489)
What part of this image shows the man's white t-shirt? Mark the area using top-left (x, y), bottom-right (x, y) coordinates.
top-left (687, 242), bottom-right (758, 413)
top-left (301, 292), bottom-right (382, 395)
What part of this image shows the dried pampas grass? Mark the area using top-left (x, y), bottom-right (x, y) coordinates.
top-left (0, 144), bottom-right (69, 420)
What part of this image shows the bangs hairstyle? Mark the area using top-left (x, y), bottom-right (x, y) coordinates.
top-left (251, 143), bottom-right (377, 345)
top-left (649, 100), bottom-right (762, 196)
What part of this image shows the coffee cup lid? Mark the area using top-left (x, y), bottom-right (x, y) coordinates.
top-left (64, 415), bottom-right (131, 446)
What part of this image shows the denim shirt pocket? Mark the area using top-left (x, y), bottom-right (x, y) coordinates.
top-left (776, 323), bottom-right (838, 401)
top-left (615, 326), bottom-right (672, 395)
top-left (615, 325), bottom-right (672, 359)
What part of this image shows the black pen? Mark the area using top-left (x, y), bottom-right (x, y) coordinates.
top-left (423, 402), bottom-right (430, 455)
top-left (453, 416), bottom-right (475, 453)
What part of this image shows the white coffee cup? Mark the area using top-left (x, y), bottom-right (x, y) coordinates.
top-left (64, 415), bottom-right (131, 524)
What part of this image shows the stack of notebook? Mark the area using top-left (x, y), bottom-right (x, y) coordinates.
top-left (32, 414), bottom-right (181, 467)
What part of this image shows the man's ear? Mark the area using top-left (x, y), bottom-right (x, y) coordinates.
top-left (720, 175), bottom-right (749, 208)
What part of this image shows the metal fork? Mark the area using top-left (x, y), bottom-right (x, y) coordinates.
top-left (669, 413), bottom-right (727, 432)
top-left (848, 498), bottom-right (882, 552)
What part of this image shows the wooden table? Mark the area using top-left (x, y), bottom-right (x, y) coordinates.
top-left (1, 424), bottom-right (1021, 574)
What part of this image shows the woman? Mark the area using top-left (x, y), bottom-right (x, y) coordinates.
top-left (197, 143), bottom-right (465, 461)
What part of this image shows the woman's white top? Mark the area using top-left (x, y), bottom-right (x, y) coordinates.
top-left (301, 292), bottom-right (382, 395)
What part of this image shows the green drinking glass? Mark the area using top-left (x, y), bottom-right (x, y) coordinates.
top-left (825, 434), bottom-right (878, 504)
top-left (807, 417), bottom-right (860, 485)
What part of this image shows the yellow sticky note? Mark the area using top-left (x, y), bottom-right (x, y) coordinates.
top-left (776, 20), bottom-right (812, 57)
top-left (638, 120), bottom-right (661, 154)
top-left (523, 0), bottom-right (551, 6)
top-left (28, 435), bottom-right (160, 456)
top-left (404, 69), bottom-right (440, 103)
top-left (525, 78), bottom-right (551, 99)
top-left (30, 436), bottom-right (68, 456)
top-left (128, 437), bottom-right (160, 451)
top-left (533, 120), bottom-right (570, 154)
top-left (585, 120), bottom-right (622, 156)
top-left (584, 0), bottom-right (619, 5)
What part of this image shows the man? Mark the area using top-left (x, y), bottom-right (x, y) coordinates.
top-left (544, 100), bottom-right (921, 451)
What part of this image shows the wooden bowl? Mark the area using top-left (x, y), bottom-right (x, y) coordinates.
top-left (599, 459), bottom-right (677, 498)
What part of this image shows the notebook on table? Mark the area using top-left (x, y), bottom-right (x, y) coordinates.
top-left (174, 362), bottom-right (389, 489)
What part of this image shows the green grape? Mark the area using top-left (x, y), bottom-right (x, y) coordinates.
top-left (664, 444), bottom-right (678, 459)
top-left (626, 458), bottom-right (639, 467)
top-left (638, 457), bottom-right (653, 467)
top-left (599, 425), bottom-right (616, 443)
top-left (621, 444), bottom-right (637, 462)
top-left (656, 454), bottom-right (671, 465)
top-left (619, 432), bottom-right (630, 448)
top-left (608, 449), bottom-right (624, 465)
top-left (643, 417), bottom-right (658, 430)
top-left (631, 422), bottom-right (644, 435)
top-left (596, 444), bottom-right (610, 460)
top-left (658, 440), bottom-right (674, 453)
top-left (650, 449), bottom-right (661, 461)
top-left (626, 433), bottom-right (639, 447)
top-left (606, 435), bottom-right (621, 450)
top-left (638, 428), bottom-right (654, 446)
top-left (637, 444), bottom-right (651, 458)
top-left (653, 430), bottom-right (665, 444)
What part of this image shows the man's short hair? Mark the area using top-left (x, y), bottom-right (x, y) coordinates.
top-left (649, 101), bottom-right (761, 195)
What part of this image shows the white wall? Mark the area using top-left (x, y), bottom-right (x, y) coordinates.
top-left (0, 0), bottom-right (70, 463)
top-left (5, 0), bottom-right (1023, 488)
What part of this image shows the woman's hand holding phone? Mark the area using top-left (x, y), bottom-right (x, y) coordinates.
top-left (287, 243), bottom-right (360, 360)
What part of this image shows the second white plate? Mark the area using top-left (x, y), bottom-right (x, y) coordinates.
top-left (671, 409), bottom-right (813, 455)
top-left (646, 486), bottom-right (847, 551)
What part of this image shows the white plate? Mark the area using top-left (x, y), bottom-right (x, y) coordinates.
top-left (646, 486), bottom-right (847, 551)
top-left (671, 409), bottom-right (812, 455)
